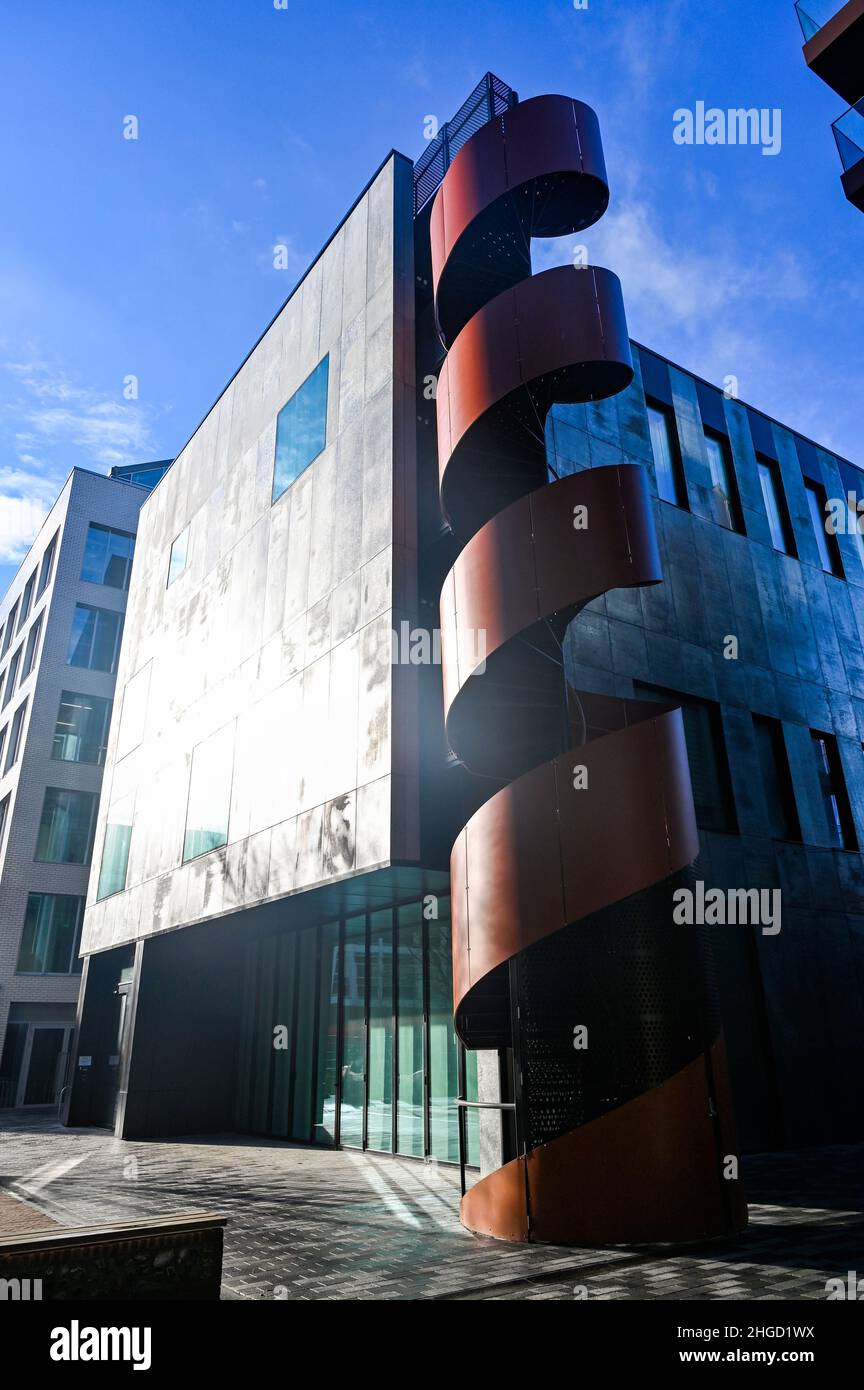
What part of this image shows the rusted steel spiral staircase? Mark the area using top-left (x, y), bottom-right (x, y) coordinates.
top-left (430, 94), bottom-right (748, 1243)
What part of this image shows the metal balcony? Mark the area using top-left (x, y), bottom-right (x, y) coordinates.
top-left (833, 98), bottom-right (864, 208)
top-left (797, 0), bottom-right (864, 103)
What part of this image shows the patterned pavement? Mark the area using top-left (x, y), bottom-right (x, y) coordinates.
top-left (0, 1109), bottom-right (861, 1300)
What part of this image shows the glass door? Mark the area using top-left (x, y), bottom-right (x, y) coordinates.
top-left (20, 1025), bottom-right (72, 1105)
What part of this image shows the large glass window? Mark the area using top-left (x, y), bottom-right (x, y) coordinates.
top-left (183, 721), bottom-right (235, 861)
top-left (37, 532), bottom-right (58, 597)
top-left (35, 787), bottom-right (98, 864)
top-left (757, 456), bottom-right (796, 556)
top-left (81, 523), bottom-right (135, 589)
top-left (116, 663), bottom-right (151, 760)
top-left (21, 615), bottom-right (43, 680)
top-left (272, 356), bottom-right (329, 503)
top-left (97, 793), bottom-right (135, 898)
top-left (4, 700), bottom-right (28, 773)
top-left (805, 479), bottom-right (844, 577)
top-left (428, 908), bottom-right (460, 1162)
top-left (315, 920), bottom-right (340, 1143)
top-left (291, 927), bottom-right (316, 1141)
top-left (703, 430), bottom-right (742, 532)
top-left (397, 903), bottom-right (424, 1157)
top-left (52, 691), bottom-right (113, 765)
top-left (2, 646), bottom-right (22, 708)
top-left (67, 603), bottom-right (124, 673)
top-left (235, 897), bottom-right (477, 1164)
top-left (367, 910), bottom-right (394, 1151)
top-left (753, 716), bottom-right (800, 841)
top-left (636, 684), bottom-right (737, 833)
top-left (647, 401), bottom-right (685, 507)
top-left (167, 525), bottom-right (190, 587)
top-left (811, 731), bottom-right (857, 850)
top-left (339, 915), bottom-right (366, 1148)
top-left (16, 894), bottom-right (84, 974)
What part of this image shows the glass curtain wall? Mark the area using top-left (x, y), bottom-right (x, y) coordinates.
top-left (235, 895), bottom-right (479, 1164)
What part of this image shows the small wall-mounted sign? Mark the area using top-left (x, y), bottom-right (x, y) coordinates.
top-left (108, 1055), bottom-right (120, 1067)
top-left (78, 1056), bottom-right (92, 1068)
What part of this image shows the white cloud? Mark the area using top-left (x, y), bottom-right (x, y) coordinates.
top-left (0, 355), bottom-right (158, 566)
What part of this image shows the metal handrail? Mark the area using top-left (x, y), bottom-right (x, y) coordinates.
top-left (795, 1), bottom-right (842, 42)
top-left (413, 73), bottom-right (518, 217)
top-left (833, 98), bottom-right (864, 170)
top-left (455, 1099), bottom-right (516, 1110)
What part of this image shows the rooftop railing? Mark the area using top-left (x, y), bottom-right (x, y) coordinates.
top-left (412, 72), bottom-right (518, 216)
top-left (833, 97), bottom-right (864, 168)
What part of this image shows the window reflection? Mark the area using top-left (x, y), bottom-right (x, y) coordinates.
top-left (272, 357), bottom-right (329, 503)
top-left (235, 895), bottom-right (474, 1165)
top-left (182, 721), bottom-right (235, 861)
top-left (81, 523), bottom-right (135, 590)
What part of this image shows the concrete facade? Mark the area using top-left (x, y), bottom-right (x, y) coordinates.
top-left (80, 152), bottom-right (419, 958)
top-left (0, 469), bottom-right (154, 1107)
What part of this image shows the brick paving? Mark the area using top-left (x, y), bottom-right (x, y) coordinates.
top-left (0, 1110), bottom-right (861, 1300)
top-left (0, 1188), bottom-right (57, 1236)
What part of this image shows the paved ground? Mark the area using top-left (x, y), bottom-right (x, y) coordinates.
top-left (0, 1109), bottom-right (861, 1300)
top-left (0, 1188), bottom-right (57, 1236)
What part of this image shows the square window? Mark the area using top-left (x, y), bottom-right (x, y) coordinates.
top-left (272, 356), bottom-right (329, 503)
top-left (52, 691), bottom-right (113, 765)
top-left (35, 787), bottom-right (98, 864)
top-left (81, 523), bottom-right (136, 589)
top-left (16, 894), bottom-right (84, 974)
top-left (67, 604), bottom-right (124, 673)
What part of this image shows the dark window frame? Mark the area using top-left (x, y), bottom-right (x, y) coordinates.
top-left (703, 427), bottom-right (744, 533)
top-left (752, 714), bottom-right (800, 842)
top-left (804, 478), bottom-right (844, 578)
top-left (811, 731), bottom-right (857, 851)
top-left (37, 532), bottom-right (59, 597)
top-left (756, 454), bottom-right (797, 557)
top-left (645, 397), bottom-right (688, 509)
top-left (634, 682), bottom-right (738, 834)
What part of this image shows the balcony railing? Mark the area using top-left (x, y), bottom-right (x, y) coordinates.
top-left (833, 98), bottom-right (864, 169)
top-left (795, 1), bottom-right (842, 41)
top-left (413, 72), bottom-right (518, 216)
top-left (797, 0), bottom-right (864, 102)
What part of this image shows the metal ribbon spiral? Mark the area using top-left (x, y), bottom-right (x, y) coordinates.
top-left (431, 94), bottom-right (748, 1243)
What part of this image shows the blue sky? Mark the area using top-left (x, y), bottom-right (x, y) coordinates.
top-left (0, 0), bottom-right (861, 596)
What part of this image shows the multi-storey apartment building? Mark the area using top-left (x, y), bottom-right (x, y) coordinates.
top-left (0, 464), bottom-right (167, 1111)
top-left (65, 76), bottom-right (864, 1245)
top-left (797, 0), bottom-right (864, 210)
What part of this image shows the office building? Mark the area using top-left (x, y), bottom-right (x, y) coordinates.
top-left (65, 76), bottom-right (864, 1244)
top-left (0, 464), bottom-right (167, 1111)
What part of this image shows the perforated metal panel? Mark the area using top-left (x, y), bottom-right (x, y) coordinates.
top-left (413, 73), bottom-right (517, 216)
top-left (515, 866), bottom-right (722, 1149)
